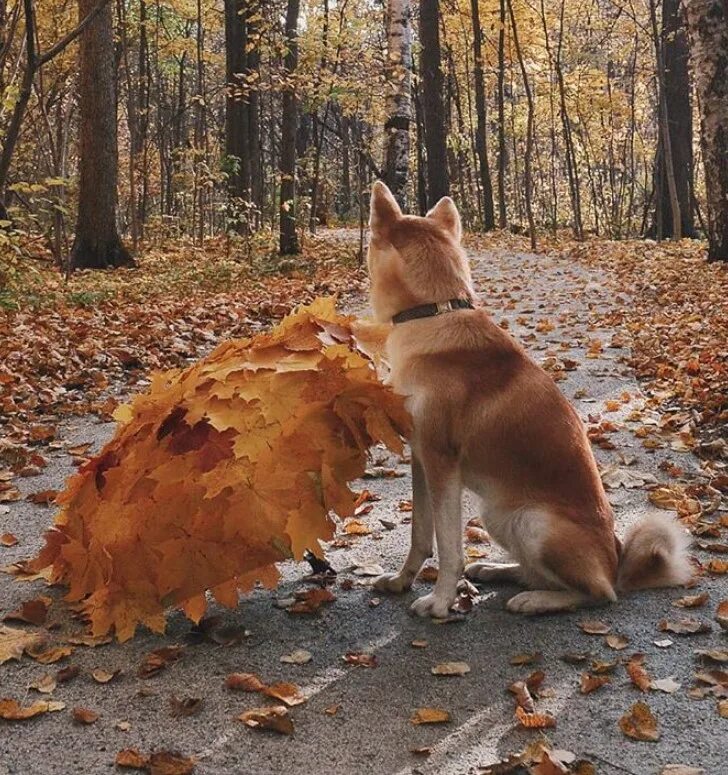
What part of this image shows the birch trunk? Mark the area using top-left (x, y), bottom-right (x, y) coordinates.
top-left (685, 0), bottom-right (728, 261)
top-left (383, 0), bottom-right (412, 211)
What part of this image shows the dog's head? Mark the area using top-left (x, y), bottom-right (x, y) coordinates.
top-left (367, 181), bottom-right (474, 323)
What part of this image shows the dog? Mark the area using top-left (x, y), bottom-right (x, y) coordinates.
top-left (366, 180), bottom-right (691, 619)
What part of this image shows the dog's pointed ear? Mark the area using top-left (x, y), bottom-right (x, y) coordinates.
top-left (427, 196), bottom-right (462, 242)
top-left (370, 180), bottom-right (401, 237)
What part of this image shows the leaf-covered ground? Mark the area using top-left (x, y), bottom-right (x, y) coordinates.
top-left (1, 231), bottom-right (727, 774)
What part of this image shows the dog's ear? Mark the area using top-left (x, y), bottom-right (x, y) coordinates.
top-left (369, 180), bottom-right (401, 237)
top-left (427, 196), bottom-right (462, 242)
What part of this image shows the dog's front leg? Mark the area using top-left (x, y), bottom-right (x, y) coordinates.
top-left (410, 453), bottom-right (462, 618)
top-left (375, 454), bottom-right (433, 594)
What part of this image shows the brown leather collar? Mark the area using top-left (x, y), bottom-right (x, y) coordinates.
top-left (392, 298), bottom-right (474, 325)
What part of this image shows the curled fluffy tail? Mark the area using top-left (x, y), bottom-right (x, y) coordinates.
top-left (617, 514), bottom-right (692, 592)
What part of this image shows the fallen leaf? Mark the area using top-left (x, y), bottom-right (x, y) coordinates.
top-left (695, 648), bottom-right (728, 663)
top-left (605, 634), bottom-right (629, 650)
top-left (262, 682), bottom-right (306, 707)
top-left (148, 751), bottom-right (196, 775)
top-left (431, 661), bottom-right (470, 677)
top-left (410, 639), bottom-right (428, 649)
top-left (580, 673), bottom-right (610, 694)
top-left (342, 652), bottom-right (377, 668)
top-left (659, 767), bottom-right (704, 775)
top-left (56, 665), bottom-right (80, 684)
top-left (225, 673), bottom-right (266, 692)
top-left (652, 677), bottom-right (681, 694)
top-left (619, 701), bottom-right (660, 741)
top-left (410, 707), bottom-right (450, 725)
top-left (238, 705), bottom-right (293, 735)
top-left (138, 646), bottom-right (184, 677)
top-left (0, 698), bottom-right (65, 720)
top-left (169, 696), bottom-right (203, 717)
top-left (514, 705), bottom-right (556, 729)
top-left (352, 563), bottom-right (384, 576)
top-left (0, 533), bottom-right (18, 547)
top-left (72, 707), bottom-right (99, 725)
top-left (717, 600), bottom-right (728, 630)
top-left (115, 749), bottom-right (150, 769)
top-left (659, 618), bottom-right (711, 635)
top-left (509, 681), bottom-right (535, 712)
top-left (25, 643), bottom-right (73, 664)
top-left (29, 674), bottom-right (56, 694)
top-left (91, 668), bottom-right (120, 684)
top-left (718, 700), bottom-right (728, 718)
top-left (0, 625), bottom-right (43, 664)
top-left (579, 619), bottom-right (611, 635)
top-left (626, 655), bottom-right (652, 692)
top-left (510, 652), bottom-right (542, 666)
top-left (673, 592), bottom-right (709, 608)
top-left (3, 596), bottom-right (52, 626)
top-left (280, 648), bottom-right (312, 664)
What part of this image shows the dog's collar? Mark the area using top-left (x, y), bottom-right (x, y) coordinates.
top-left (391, 298), bottom-right (474, 325)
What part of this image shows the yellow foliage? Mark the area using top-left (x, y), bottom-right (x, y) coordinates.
top-left (30, 299), bottom-right (410, 641)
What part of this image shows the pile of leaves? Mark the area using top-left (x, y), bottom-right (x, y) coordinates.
top-left (28, 298), bottom-right (409, 641)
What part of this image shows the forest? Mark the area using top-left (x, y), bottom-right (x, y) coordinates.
top-left (0, 0), bottom-right (726, 277)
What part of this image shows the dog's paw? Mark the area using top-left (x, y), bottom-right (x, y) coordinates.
top-left (374, 573), bottom-right (412, 594)
top-left (410, 592), bottom-right (453, 619)
top-left (506, 590), bottom-right (581, 615)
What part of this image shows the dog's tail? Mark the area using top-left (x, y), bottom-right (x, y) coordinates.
top-left (616, 514), bottom-right (692, 592)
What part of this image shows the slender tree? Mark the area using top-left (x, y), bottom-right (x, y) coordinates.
top-left (279, 0), bottom-right (301, 255)
top-left (470, 0), bottom-right (494, 230)
top-left (419, 0), bottom-right (449, 205)
top-left (383, 0), bottom-right (412, 210)
top-left (685, 0), bottom-right (728, 261)
top-left (649, 0), bottom-right (694, 238)
top-left (69, 0), bottom-right (132, 269)
top-left (224, 0), bottom-right (251, 231)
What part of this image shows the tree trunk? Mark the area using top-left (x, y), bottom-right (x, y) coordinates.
top-left (649, 0), bottom-right (694, 238)
top-left (383, 0), bottom-right (412, 211)
top-left (495, 0), bottom-right (507, 228)
top-left (685, 0), bottom-right (728, 261)
top-left (419, 0), bottom-right (449, 206)
top-left (470, 0), bottom-right (495, 230)
top-left (70, 0), bottom-right (132, 269)
top-left (279, 0), bottom-right (300, 255)
top-left (224, 0), bottom-right (250, 231)
top-left (247, 4), bottom-right (262, 224)
top-left (649, 0), bottom-right (682, 239)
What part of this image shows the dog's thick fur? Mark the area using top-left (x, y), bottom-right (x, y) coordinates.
top-left (367, 181), bottom-right (691, 618)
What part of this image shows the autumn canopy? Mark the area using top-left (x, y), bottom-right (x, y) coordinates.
top-left (29, 299), bottom-right (409, 641)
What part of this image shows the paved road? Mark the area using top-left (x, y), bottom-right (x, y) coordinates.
top-left (1, 244), bottom-right (726, 775)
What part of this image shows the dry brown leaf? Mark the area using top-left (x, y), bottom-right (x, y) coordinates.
top-left (410, 707), bottom-right (451, 725)
top-left (605, 634), bottom-right (629, 650)
top-left (225, 672), bottom-right (266, 692)
top-left (138, 645), bottom-right (184, 677)
top-left (659, 767), bottom-right (704, 775)
top-left (579, 619), bottom-right (611, 635)
top-left (29, 674), bottom-right (56, 694)
top-left (580, 673), bottom-right (610, 694)
top-left (169, 696), bottom-right (203, 717)
top-left (0, 698), bottom-right (65, 720)
top-left (115, 749), bottom-right (150, 769)
top-left (716, 600), bottom-right (728, 630)
top-left (56, 665), bottom-right (80, 684)
top-left (509, 681), bottom-right (535, 712)
top-left (280, 648), bottom-right (312, 664)
top-left (0, 533), bottom-right (18, 547)
top-left (262, 682), bottom-right (306, 707)
top-left (626, 655), bottom-right (652, 692)
top-left (3, 596), bottom-right (52, 626)
top-left (238, 705), bottom-right (293, 735)
top-left (619, 701), bottom-right (660, 741)
top-left (342, 651), bottom-right (377, 668)
top-left (514, 705), bottom-right (556, 729)
top-left (147, 752), bottom-right (196, 775)
top-left (510, 652), bottom-right (542, 666)
top-left (72, 707), bottom-right (99, 725)
top-left (431, 661), bottom-right (470, 677)
top-left (718, 700), bottom-right (728, 718)
top-left (25, 643), bottom-right (73, 664)
top-left (674, 592), bottom-right (709, 608)
top-left (659, 618), bottom-right (711, 635)
top-left (0, 625), bottom-right (43, 664)
top-left (652, 677), bottom-right (681, 694)
top-left (91, 668), bottom-right (120, 684)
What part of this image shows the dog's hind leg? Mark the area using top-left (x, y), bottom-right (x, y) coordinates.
top-left (465, 562), bottom-right (522, 584)
top-left (375, 454), bottom-right (433, 594)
